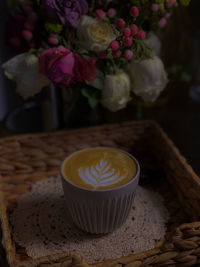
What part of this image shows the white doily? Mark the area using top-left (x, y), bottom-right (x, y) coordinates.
top-left (10, 176), bottom-right (169, 264)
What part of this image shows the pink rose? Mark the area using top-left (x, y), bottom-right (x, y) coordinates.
top-left (38, 46), bottom-right (75, 87)
top-left (38, 46), bottom-right (97, 87)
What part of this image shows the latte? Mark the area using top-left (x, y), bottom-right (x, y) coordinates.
top-left (62, 147), bottom-right (137, 190)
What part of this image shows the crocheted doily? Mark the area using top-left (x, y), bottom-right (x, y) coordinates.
top-left (10, 176), bottom-right (169, 264)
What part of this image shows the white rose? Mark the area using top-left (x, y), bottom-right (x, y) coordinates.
top-left (101, 72), bottom-right (131, 112)
top-left (77, 15), bottom-right (117, 52)
top-left (2, 53), bottom-right (50, 99)
top-left (143, 32), bottom-right (161, 56)
top-left (127, 56), bottom-right (168, 102)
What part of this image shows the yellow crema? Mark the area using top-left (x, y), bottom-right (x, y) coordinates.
top-left (62, 148), bottom-right (137, 190)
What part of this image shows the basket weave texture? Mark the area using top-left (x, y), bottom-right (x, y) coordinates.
top-left (0, 120), bottom-right (200, 267)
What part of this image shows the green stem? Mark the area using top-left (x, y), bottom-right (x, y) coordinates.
top-left (103, 0), bottom-right (108, 10)
top-left (90, 0), bottom-right (95, 13)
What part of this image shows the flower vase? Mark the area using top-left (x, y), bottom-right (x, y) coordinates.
top-left (53, 86), bottom-right (104, 129)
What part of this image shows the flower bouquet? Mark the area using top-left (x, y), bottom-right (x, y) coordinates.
top-left (2, 0), bottom-right (190, 122)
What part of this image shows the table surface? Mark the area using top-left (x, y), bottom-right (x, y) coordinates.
top-left (0, 81), bottom-right (200, 266)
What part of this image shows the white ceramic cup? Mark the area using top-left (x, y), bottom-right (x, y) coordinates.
top-left (61, 147), bottom-right (140, 234)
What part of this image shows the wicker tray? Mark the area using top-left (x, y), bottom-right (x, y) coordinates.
top-left (0, 120), bottom-right (200, 267)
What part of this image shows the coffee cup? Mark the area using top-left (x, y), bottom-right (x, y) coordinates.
top-left (61, 147), bottom-right (140, 234)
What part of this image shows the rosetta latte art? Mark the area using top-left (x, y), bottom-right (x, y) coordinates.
top-left (62, 148), bottom-right (137, 189)
top-left (78, 159), bottom-right (127, 189)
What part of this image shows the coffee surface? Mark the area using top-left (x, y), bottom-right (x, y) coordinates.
top-left (62, 148), bottom-right (137, 190)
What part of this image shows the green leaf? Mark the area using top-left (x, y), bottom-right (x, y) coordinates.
top-left (44, 22), bottom-right (63, 34)
top-left (86, 69), bottom-right (105, 90)
top-left (81, 87), bottom-right (100, 109)
top-left (26, 48), bottom-right (39, 56)
top-left (76, 49), bottom-right (90, 58)
top-left (62, 38), bottom-right (68, 48)
top-left (180, 0), bottom-right (191, 6)
top-left (103, 17), bottom-right (110, 23)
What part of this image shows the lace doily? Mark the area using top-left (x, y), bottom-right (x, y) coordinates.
top-left (10, 176), bottom-right (169, 264)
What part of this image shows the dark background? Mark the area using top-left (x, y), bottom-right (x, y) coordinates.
top-left (1, 0), bottom-right (200, 175)
top-left (0, 1), bottom-right (200, 265)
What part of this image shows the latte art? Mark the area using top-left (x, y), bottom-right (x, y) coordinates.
top-left (78, 159), bottom-right (127, 189)
top-left (62, 148), bottom-right (137, 190)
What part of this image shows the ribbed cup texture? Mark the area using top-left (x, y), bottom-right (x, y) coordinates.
top-left (61, 148), bottom-right (140, 234)
top-left (65, 192), bottom-right (135, 234)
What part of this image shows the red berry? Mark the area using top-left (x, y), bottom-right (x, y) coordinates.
top-left (123, 28), bottom-right (131, 37)
top-left (109, 40), bottom-right (119, 51)
top-left (112, 50), bottom-right (122, 58)
top-left (130, 6), bottom-right (139, 18)
top-left (136, 30), bottom-right (146, 40)
top-left (96, 9), bottom-right (106, 20)
top-left (123, 37), bottom-right (133, 47)
top-left (124, 50), bottom-right (133, 60)
top-left (48, 35), bottom-right (59, 45)
top-left (107, 8), bottom-right (116, 18)
top-left (116, 18), bottom-right (126, 29)
top-left (21, 30), bottom-right (33, 41)
top-left (131, 24), bottom-right (138, 36)
top-left (99, 51), bottom-right (107, 59)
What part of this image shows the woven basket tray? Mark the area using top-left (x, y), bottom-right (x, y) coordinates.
top-left (0, 120), bottom-right (200, 267)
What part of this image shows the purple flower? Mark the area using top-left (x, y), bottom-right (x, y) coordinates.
top-left (42, 0), bottom-right (88, 27)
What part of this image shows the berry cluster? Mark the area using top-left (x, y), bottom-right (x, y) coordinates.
top-left (95, 5), bottom-right (146, 62)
